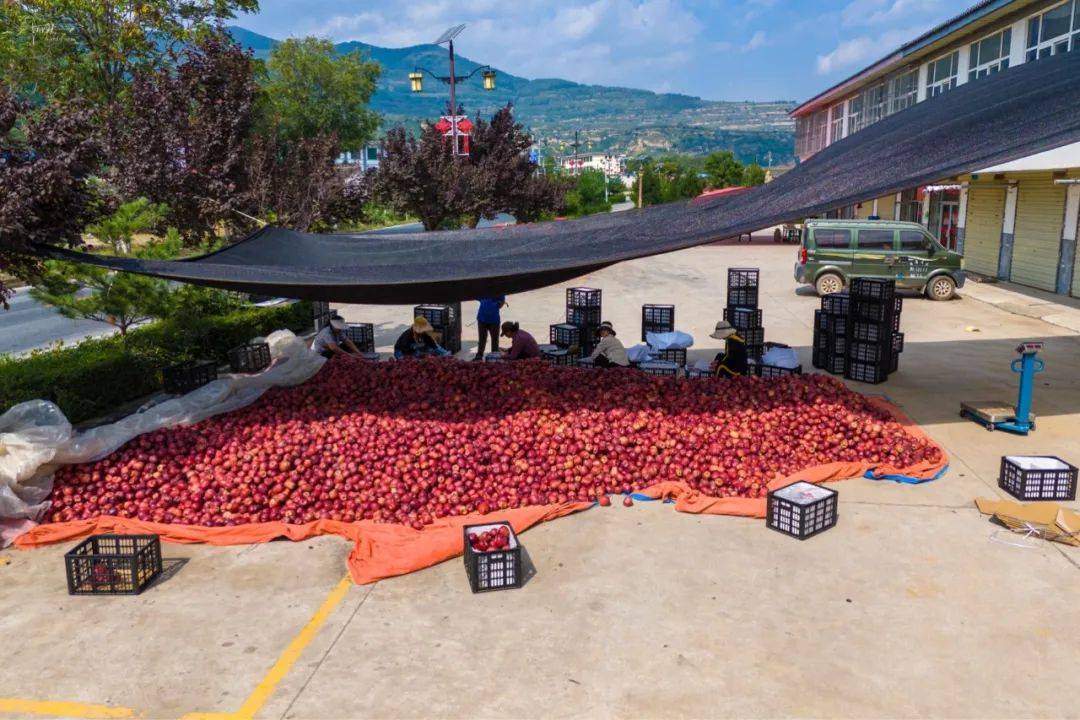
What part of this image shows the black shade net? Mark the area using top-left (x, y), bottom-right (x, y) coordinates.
top-left (38, 51), bottom-right (1080, 304)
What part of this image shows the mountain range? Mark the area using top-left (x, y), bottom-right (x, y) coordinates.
top-left (228, 26), bottom-right (796, 164)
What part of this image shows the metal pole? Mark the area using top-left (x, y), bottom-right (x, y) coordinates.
top-left (638, 166), bottom-right (643, 208)
top-left (448, 39), bottom-right (458, 154)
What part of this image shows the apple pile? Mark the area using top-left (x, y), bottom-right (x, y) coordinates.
top-left (46, 359), bottom-right (942, 530)
top-left (468, 525), bottom-right (512, 552)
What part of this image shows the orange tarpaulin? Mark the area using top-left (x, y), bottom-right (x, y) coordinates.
top-left (15, 394), bottom-right (946, 585)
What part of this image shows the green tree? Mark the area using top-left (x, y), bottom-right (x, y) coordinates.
top-left (86, 198), bottom-right (167, 253)
top-left (563, 169), bottom-right (611, 217)
top-left (704, 151), bottom-right (744, 188)
top-left (607, 176), bottom-right (627, 202)
top-left (0, 0), bottom-right (258, 105)
top-left (742, 162), bottom-right (767, 186)
top-left (30, 229), bottom-right (183, 335)
top-left (631, 161), bottom-right (663, 207)
top-left (259, 37), bottom-right (381, 153)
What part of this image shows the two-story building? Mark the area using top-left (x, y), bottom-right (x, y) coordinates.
top-left (559, 152), bottom-right (626, 177)
top-left (791, 0), bottom-right (1080, 297)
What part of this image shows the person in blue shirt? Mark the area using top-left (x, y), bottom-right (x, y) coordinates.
top-left (474, 295), bottom-right (507, 360)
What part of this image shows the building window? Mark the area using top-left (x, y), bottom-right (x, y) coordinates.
top-left (829, 104), bottom-right (844, 143)
top-left (1026, 0), bottom-right (1077, 61)
top-left (927, 51), bottom-right (959, 97)
top-left (847, 95), bottom-right (863, 135)
top-left (812, 110), bottom-right (828, 153)
top-left (889, 70), bottom-right (919, 113)
top-left (366, 147), bottom-right (378, 161)
top-left (969, 28), bottom-right (1011, 80)
top-left (859, 82), bottom-right (888, 128)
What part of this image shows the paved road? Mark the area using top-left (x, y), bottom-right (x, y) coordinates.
top-left (0, 287), bottom-right (117, 356)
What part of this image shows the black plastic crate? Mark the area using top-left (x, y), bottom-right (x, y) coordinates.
top-left (814, 310), bottom-right (847, 336)
top-left (998, 456), bottom-right (1078, 501)
top-left (686, 367), bottom-right (712, 379)
top-left (820, 291), bottom-right (850, 315)
top-left (639, 361), bottom-right (680, 377)
top-left (550, 323), bottom-right (581, 348)
top-left (724, 305), bottom-right (763, 329)
top-left (813, 328), bottom-right (846, 355)
top-left (567, 305), bottom-right (602, 327)
top-left (755, 363), bottom-right (803, 378)
top-left (727, 286), bottom-right (759, 308)
top-left (892, 332), bottom-right (904, 354)
top-left (727, 267), bottom-right (760, 288)
top-left (811, 347), bottom-right (826, 370)
top-left (850, 277), bottom-right (896, 302)
top-left (414, 304), bottom-right (452, 329)
top-left (819, 350), bottom-right (847, 375)
top-left (889, 351), bottom-right (899, 374)
top-left (542, 348), bottom-right (575, 366)
top-left (464, 522), bottom-right (523, 593)
top-left (162, 360), bottom-right (218, 395)
top-left (766, 482), bottom-right (838, 540)
top-left (653, 348), bottom-right (687, 366)
top-left (745, 343), bottom-right (764, 361)
top-left (845, 359), bottom-right (889, 384)
top-left (852, 298), bottom-right (896, 324)
top-left (312, 301), bottom-right (331, 330)
top-left (342, 323), bottom-right (375, 352)
top-left (641, 304), bottom-right (675, 341)
top-left (738, 326), bottom-right (765, 346)
top-left (849, 320), bottom-right (891, 344)
top-left (484, 352), bottom-right (508, 363)
top-left (566, 287), bottom-right (602, 308)
top-left (577, 325), bottom-right (600, 357)
top-left (65, 534), bottom-right (162, 595)
top-left (227, 343), bottom-right (271, 374)
top-left (847, 340), bottom-right (889, 364)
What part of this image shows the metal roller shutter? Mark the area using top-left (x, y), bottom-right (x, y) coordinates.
top-left (963, 186), bottom-right (1005, 277)
top-left (1011, 178), bottom-right (1065, 291)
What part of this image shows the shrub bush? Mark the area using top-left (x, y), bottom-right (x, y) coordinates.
top-left (0, 301), bottom-right (312, 425)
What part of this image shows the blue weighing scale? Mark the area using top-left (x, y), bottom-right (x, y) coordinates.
top-left (960, 341), bottom-right (1044, 435)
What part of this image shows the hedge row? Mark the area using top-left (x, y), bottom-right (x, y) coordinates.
top-left (0, 301), bottom-right (312, 425)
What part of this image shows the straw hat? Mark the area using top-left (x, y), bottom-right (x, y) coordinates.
top-left (413, 316), bottom-right (435, 334)
top-left (598, 321), bottom-right (616, 336)
top-left (709, 320), bottom-right (736, 340)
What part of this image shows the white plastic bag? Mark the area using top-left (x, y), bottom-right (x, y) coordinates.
top-left (646, 331), bottom-right (694, 350)
top-left (0, 329), bottom-right (326, 545)
top-left (626, 344), bottom-right (654, 363)
top-left (761, 345), bottom-right (800, 369)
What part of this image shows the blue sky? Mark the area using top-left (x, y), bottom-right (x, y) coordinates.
top-left (239, 0), bottom-right (964, 102)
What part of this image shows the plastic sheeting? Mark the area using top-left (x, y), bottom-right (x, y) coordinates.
top-left (34, 51), bottom-right (1080, 304)
top-left (0, 330), bottom-right (325, 546)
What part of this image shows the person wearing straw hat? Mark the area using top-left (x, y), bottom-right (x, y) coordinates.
top-left (589, 321), bottom-right (630, 368)
top-left (394, 316), bottom-right (450, 359)
top-left (709, 320), bottom-right (748, 378)
top-left (311, 314), bottom-right (363, 360)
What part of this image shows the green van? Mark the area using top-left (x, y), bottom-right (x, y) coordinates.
top-left (793, 219), bottom-right (965, 300)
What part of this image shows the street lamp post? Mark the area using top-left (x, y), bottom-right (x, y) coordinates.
top-left (408, 24), bottom-right (496, 155)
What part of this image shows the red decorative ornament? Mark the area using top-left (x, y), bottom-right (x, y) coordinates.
top-left (435, 115), bottom-right (473, 155)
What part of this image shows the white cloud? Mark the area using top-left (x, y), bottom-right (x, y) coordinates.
top-left (841, 0), bottom-right (952, 28)
top-left (742, 30), bottom-right (767, 51)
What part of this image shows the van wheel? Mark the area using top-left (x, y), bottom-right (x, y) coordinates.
top-left (926, 275), bottom-right (956, 301)
top-left (815, 273), bottom-right (844, 296)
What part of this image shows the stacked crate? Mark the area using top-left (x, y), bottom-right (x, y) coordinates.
top-left (414, 303), bottom-right (462, 353)
top-left (844, 278), bottom-right (903, 385)
top-left (724, 268), bottom-right (764, 360)
top-left (641, 304), bottom-right (675, 342)
top-left (812, 292), bottom-right (849, 376)
top-left (562, 287), bottom-right (602, 357)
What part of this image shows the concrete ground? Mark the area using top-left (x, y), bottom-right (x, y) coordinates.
top-left (2, 240), bottom-right (1079, 720)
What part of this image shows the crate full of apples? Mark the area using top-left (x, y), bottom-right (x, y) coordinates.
top-left (464, 522), bottom-right (523, 593)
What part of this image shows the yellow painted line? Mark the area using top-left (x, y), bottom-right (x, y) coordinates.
top-left (232, 575), bottom-right (354, 719)
top-left (0, 698), bottom-right (136, 719)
